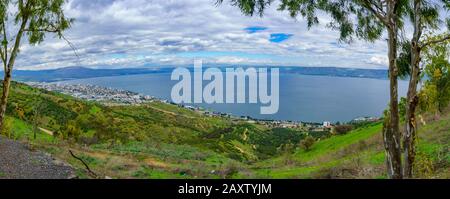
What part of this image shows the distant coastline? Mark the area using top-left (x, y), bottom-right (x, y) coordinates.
top-left (24, 81), bottom-right (380, 129)
top-left (13, 66), bottom-right (389, 82)
top-left (17, 66), bottom-right (400, 123)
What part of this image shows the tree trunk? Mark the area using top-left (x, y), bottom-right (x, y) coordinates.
top-left (403, 0), bottom-right (422, 178)
top-left (403, 88), bottom-right (419, 178)
top-left (403, 57), bottom-right (420, 178)
top-left (0, 16), bottom-right (28, 130)
top-left (385, 25), bottom-right (403, 179)
top-left (0, 73), bottom-right (11, 129)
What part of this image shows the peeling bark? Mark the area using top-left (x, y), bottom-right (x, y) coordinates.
top-left (384, 0), bottom-right (403, 179)
top-left (403, 43), bottom-right (421, 178)
top-left (403, 0), bottom-right (422, 179)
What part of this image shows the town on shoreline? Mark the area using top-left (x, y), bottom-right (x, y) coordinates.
top-left (25, 82), bottom-right (380, 131)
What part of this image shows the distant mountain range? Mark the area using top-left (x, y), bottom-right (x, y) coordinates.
top-left (279, 67), bottom-right (388, 79)
top-left (13, 66), bottom-right (388, 82)
top-left (14, 66), bottom-right (174, 82)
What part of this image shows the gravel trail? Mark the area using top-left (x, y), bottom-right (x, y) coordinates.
top-left (0, 137), bottom-right (75, 179)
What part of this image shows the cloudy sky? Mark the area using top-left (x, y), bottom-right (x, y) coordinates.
top-left (16, 0), bottom-right (399, 70)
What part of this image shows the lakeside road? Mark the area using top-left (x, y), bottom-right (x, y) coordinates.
top-left (0, 136), bottom-right (75, 179)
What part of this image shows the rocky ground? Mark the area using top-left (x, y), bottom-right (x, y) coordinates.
top-left (0, 136), bottom-right (75, 179)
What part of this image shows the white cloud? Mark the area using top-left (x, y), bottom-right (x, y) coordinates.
top-left (367, 55), bottom-right (389, 68)
top-left (14, 0), bottom-right (394, 70)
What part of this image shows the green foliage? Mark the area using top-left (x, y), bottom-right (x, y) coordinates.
top-left (299, 136), bottom-right (315, 151)
top-left (248, 127), bottom-right (299, 156)
top-left (278, 141), bottom-right (295, 154)
top-left (399, 97), bottom-right (407, 121)
top-left (215, 0), bottom-right (273, 17)
top-left (61, 120), bottom-right (82, 141)
top-left (1, 116), bottom-right (13, 138)
top-left (413, 151), bottom-right (435, 178)
top-left (420, 36), bottom-right (450, 113)
top-left (7, 0), bottom-right (74, 45)
top-left (333, 125), bottom-right (353, 135)
top-left (295, 123), bottom-right (382, 161)
top-left (418, 83), bottom-right (439, 113)
top-left (397, 41), bottom-right (412, 79)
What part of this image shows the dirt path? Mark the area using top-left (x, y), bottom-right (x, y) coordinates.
top-left (144, 105), bottom-right (197, 119)
top-left (0, 136), bottom-right (75, 179)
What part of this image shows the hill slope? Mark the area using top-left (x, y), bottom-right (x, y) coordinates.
top-left (253, 113), bottom-right (449, 179)
top-left (1, 82), bottom-right (448, 179)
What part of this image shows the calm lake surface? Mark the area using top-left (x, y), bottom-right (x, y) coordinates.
top-left (61, 73), bottom-right (408, 123)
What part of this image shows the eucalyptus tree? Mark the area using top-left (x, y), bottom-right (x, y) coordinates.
top-left (398, 0), bottom-right (450, 178)
top-left (216, 0), bottom-right (409, 178)
top-left (0, 0), bottom-right (73, 129)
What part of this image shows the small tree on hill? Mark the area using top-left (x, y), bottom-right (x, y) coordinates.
top-left (0, 0), bottom-right (73, 130)
top-left (1, 116), bottom-right (12, 138)
top-left (299, 136), bottom-right (315, 151)
top-left (333, 125), bottom-right (353, 135)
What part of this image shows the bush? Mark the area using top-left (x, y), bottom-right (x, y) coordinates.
top-left (299, 136), bottom-right (315, 151)
top-left (334, 125), bottom-right (353, 135)
top-left (277, 142), bottom-right (295, 154)
top-left (1, 117), bottom-right (13, 138)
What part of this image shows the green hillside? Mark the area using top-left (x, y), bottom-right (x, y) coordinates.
top-left (253, 115), bottom-right (449, 179)
top-left (1, 82), bottom-right (448, 179)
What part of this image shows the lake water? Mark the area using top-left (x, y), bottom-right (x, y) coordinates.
top-left (61, 73), bottom-right (408, 123)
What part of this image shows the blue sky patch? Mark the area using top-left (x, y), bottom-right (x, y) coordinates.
top-left (244, 26), bottom-right (268, 33)
top-left (269, 33), bottom-right (293, 43)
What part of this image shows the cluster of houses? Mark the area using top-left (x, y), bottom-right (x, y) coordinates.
top-left (177, 104), bottom-right (336, 131)
top-left (176, 103), bottom-right (381, 132)
top-left (351, 116), bottom-right (380, 123)
top-left (26, 82), bottom-right (154, 104)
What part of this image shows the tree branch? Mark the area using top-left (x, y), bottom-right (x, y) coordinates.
top-left (361, 0), bottom-right (389, 25)
top-left (60, 33), bottom-right (80, 60)
top-left (23, 28), bottom-right (59, 33)
top-left (23, 24), bottom-right (61, 33)
top-left (69, 150), bottom-right (98, 178)
top-left (6, 17), bottom-right (28, 73)
top-left (421, 34), bottom-right (450, 48)
top-left (0, 22), bottom-right (7, 72)
top-left (5, 0), bottom-right (31, 73)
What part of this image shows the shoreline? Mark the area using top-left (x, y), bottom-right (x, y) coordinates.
top-left (23, 81), bottom-right (380, 127)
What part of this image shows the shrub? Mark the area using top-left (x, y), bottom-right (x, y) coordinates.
top-left (1, 117), bottom-right (13, 138)
top-left (334, 125), bottom-right (353, 135)
top-left (414, 152), bottom-right (435, 178)
top-left (299, 136), bottom-right (315, 151)
top-left (277, 142), bottom-right (295, 154)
